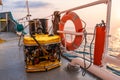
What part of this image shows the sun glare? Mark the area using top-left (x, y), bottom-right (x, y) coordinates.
top-left (117, 13), bottom-right (120, 20)
top-left (116, 11), bottom-right (120, 20)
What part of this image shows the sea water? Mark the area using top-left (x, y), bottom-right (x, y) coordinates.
top-left (63, 25), bottom-right (120, 75)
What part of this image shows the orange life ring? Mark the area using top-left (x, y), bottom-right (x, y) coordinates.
top-left (59, 12), bottom-right (83, 50)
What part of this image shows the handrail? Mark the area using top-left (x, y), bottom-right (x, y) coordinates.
top-left (57, 30), bottom-right (111, 36)
top-left (57, 30), bottom-right (96, 36)
top-left (59, 0), bottom-right (108, 14)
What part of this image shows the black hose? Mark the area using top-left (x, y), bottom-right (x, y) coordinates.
top-left (82, 30), bottom-right (87, 76)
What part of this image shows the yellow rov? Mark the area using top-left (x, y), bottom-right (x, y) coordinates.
top-left (23, 34), bottom-right (61, 72)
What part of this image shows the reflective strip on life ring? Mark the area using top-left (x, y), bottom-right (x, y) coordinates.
top-left (59, 12), bottom-right (83, 51)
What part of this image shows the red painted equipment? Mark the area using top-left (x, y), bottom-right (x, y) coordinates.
top-left (93, 22), bottom-right (106, 66)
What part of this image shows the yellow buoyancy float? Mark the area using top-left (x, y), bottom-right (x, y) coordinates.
top-left (23, 34), bottom-right (61, 45)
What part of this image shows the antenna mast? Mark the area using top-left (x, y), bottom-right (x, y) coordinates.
top-left (26, 0), bottom-right (31, 20)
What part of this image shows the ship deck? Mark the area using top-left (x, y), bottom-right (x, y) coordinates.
top-left (0, 32), bottom-right (101, 80)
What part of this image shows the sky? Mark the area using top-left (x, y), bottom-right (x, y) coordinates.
top-left (0, 0), bottom-right (120, 33)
